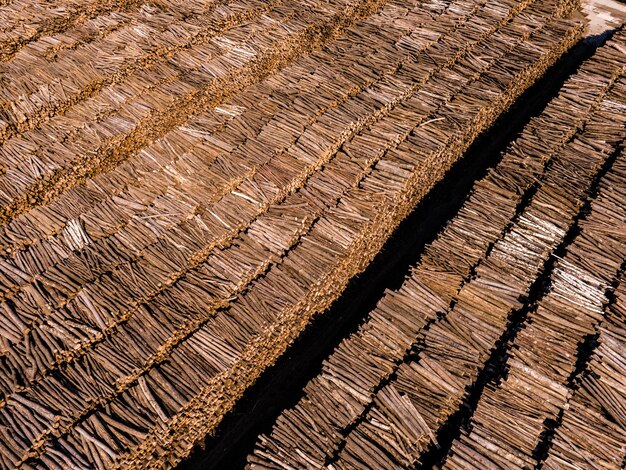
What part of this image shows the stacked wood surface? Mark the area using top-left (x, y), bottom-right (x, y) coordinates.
top-left (248, 28), bottom-right (626, 469)
top-left (445, 129), bottom-right (626, 468)
top-left (543, 280), bottom-right (626, 469)
top-left (0, 0), bottom-right (585, 468)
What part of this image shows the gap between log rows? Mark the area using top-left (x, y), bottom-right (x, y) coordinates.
top-left (176, 31), bottom-right (616, 470)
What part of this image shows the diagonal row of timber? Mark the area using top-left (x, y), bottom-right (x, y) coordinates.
top-left (2, 0), bottom-right (625, 468)
top-left (248, 27), bottom-right (626, 470)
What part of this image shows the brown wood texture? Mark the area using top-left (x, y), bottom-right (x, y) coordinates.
top-left (0, 0), bottom-right (593, 468)
top-left (249, 28), bottom-right (626, 470)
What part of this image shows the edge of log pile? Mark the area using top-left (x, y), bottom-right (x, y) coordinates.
top-left (119, 8), bottom-right (584, 470)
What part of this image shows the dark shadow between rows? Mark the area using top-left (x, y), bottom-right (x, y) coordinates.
top-left (177, 33), bottom-right (609, 470)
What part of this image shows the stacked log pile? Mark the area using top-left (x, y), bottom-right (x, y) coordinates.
top-left (445, 133), bottom-right (626, 468)
top-left (0, 0), bottom-right (587, 468)
top-left (543, 281), bottom-right (626, 469)
top-left (248, 28), bottom-right (626, 470)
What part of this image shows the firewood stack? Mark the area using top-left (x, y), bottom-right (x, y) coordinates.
top-left (0, 0), bottom-right (607, 468)
top-left (249, 28), bottom-right (626, 470)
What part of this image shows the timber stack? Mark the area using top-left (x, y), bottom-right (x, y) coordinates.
top-left (3, 0), bottom-right (626, 469)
